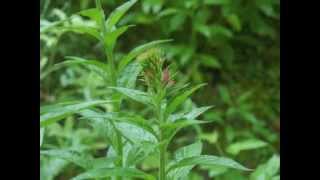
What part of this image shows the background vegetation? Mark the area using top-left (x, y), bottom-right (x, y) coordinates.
top-left (40, 0), bottom-right (279, 179)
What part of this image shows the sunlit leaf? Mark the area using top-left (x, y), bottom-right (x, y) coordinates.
top-left (226, 139), bottom-right (268, 155)
top-left (109, 87), bottom-right (152, 105)
top-left (250, 155), bottom-right (280, 180)
top-left (117, 62), bottom-right (142, 89)
top-left (167, 141), bottom-right (203, 179)
top-left (40, 100), bottom-right (111, 127)
top-left (105, 0), bottom-right (138, 30)
top-left (167, 155), bottom-right (251, 174)
top-left (72, 167), bottom-right (155, 180)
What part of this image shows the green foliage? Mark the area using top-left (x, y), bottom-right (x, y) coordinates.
top-left (40, 0), bottom-right (279, 179)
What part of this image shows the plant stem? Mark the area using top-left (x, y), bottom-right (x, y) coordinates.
top-left (95, 2), bottom-right (122, 180)
top-left (157, 93), bottom-right (166, 180)
top-left (159, 133), bottom-right (166, 180)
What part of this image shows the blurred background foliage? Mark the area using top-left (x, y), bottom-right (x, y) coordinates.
top-left (40, 0), bottom-right (279, 179)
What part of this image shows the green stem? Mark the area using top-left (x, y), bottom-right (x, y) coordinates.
top-left (157, 93), bottom-right (166, 180)
top-left (95, 2), bottom-right (122, 180)
top-left (159, 134), bottom-right (166, 180)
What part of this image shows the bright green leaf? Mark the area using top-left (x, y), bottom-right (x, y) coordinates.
top-left (250, 155), bottom-right (280, 180)
top-left (105, 0), bottom-right (138, 30)
top-left (61, 26), bottom-right (101, 40)
top-left (72, 167), bottom-right (155, 180)
top-left (168, 141), bottom-right (203, 179)
top-left (78, 8), bottom-right (101, 26)
top-left (226, 139), bottom-right (268, 155)
top-left (109, 87), bottom-right (152, 105)
top-left (117, 62), bottom-right (142, 89)
top-left (167, 155), bottom-right (251, 174)
top-left (40, 100), bottom-right (111, 127)
top-left (165, 84), bottom-right (206, 117)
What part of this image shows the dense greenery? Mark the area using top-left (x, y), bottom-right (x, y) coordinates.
top-left (40, 0), bottom-right (279, 179)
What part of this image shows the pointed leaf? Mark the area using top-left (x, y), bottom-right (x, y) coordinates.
top-left (168, 141), bottom-right (203, 179)
top-left (162, 120), bottom-right (209, 145)
top-left (40, 100), bottom-right (111, 127)
top-left (165, 84), bottom-right (206, 117)
top-left (84, 112), bottom-right (158, 140)
top-left (109, 87), bottom-right (152, 105)
top-left (104, 25), bottom-right (135, 52)
top-left (72, 167), bottom-right (155, 180)
top-left (54, 56), bottom-right (109, 79)
top-left (78, 8), bottom-right (101, 26)
top-left (117, 123), bottom-right (158, 143)
top-left (169, 106), bottom-right (213, 122)
top-left (105, 0), bottom-right (138, 30)
top-left (250, 155), bottom-right (280, 180)
top-left (61, 26), bottom-right (101, 40)
top-left (118, 39), bottom-right (173, 71)
top-left (226, 139), bottom-right (268, 155)
top-left (167, 155), bottom-right (251, 174)
top-left (40, 149), bottom-right (94, 169)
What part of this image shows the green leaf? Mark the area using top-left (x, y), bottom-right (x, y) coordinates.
top-left (162, 120), bottom-right (209, 145)
top-left (109, 87), bottom-right (152, 105)
top-left (91, 157), bottom-right (117, 169)
top-left (117, 62), bottom-right (142, 89)
top-left (199, 54), bottom-right (221, 69)
top-left (40, 149), bottom-right (94, 169)
top-left (250, 155), bottom-right (280, 180)
top-left (105, 0), bottom-right (138, 30)
top-left (126, 141), bottom-right (156, 166)
top-left (226, 14), bottom-right (242, 31)
top-left (165, 84), bottom-right (206, 117)
top-left (79, 109), bottom-right (117, 148)
top-left (78, 8), bottom-right (101, 26)
top-left (226, 139), bottom-right (268, 155)
top-left (184, 106), bottom-right (214, 120)
top-left (84, 112), bottom-right (158, 140)
top-left (167, 155), bottom-right (251, 174)
top-left (168, 141), bottom-right (203, 179)
top-left (72, 167), bottom-right (155, 180)
top-left (169, 106), bottom-right (213, 122)
top-left (204, 0), bottom-right (230, 5)
top-left (61, 26), bottom-right (101, 40)
top-left (40, 128), bottom-right (45, 147)
top-left (40, 100), bottom-right (111, 127)
top-left (116, 122), bottom-right (158, 144)
top-left (118, 39), bottom-right (173, 71)
top-left (54, 56), bottom-right (109, 79)
top-left (104, 25), bottom-right (135, 51)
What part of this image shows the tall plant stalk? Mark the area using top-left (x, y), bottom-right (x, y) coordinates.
top-left (95, 1), bottom-right (123, 180)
